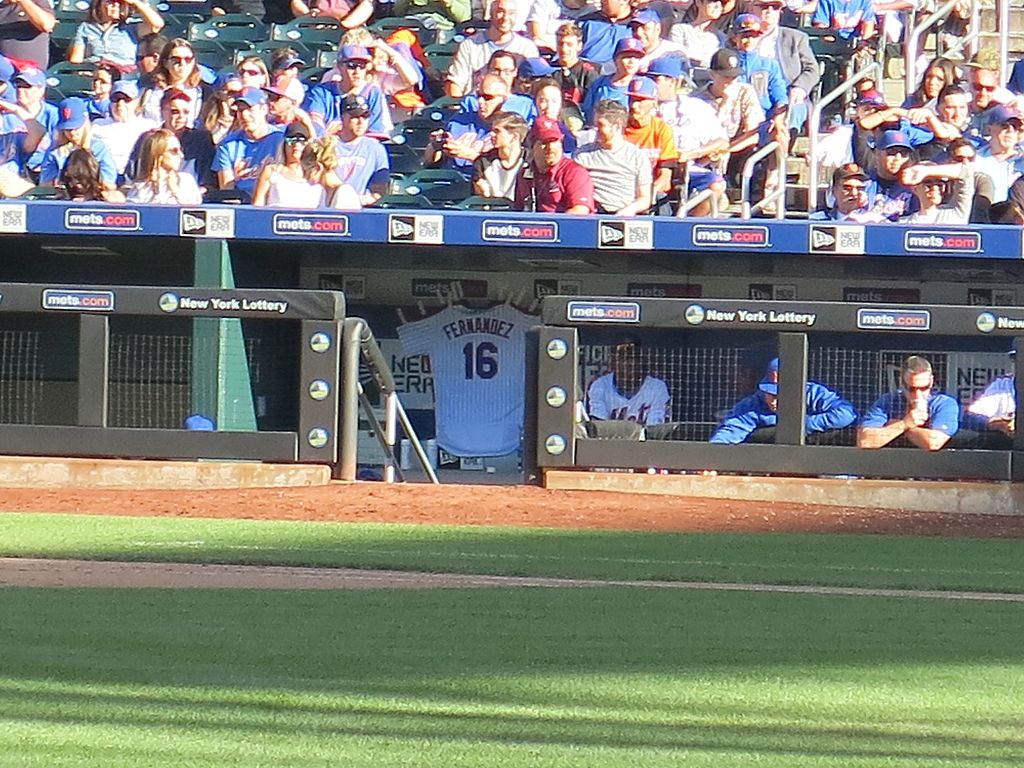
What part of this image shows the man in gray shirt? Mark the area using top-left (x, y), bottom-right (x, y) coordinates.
top-left (0, 0), bottom-right (55, 68)
top-left (574, 99), bottom-right (652, 214)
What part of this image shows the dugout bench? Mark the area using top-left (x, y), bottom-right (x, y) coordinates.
top-left (527, 297), bottom-right (1024, 483)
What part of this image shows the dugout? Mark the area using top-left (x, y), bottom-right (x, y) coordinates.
top-left (0, 283), bottom-right (345, 465)
top-left (528, 297), bottom-right (1024, 483)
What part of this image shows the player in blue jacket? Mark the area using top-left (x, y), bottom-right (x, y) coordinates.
top-left (709, 358), bottom-right (857, 444)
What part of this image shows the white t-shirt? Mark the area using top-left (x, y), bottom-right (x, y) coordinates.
top-left (92, 116), bottom-right (159, 175)
top-left (398, 304), bottom-right (533, 456)
top-left (586, 372), bottom-right (671, 425)
top-left (446, 32), bottom-right (540, 95)
top-left (968, 375), bottom-right (1016, 421)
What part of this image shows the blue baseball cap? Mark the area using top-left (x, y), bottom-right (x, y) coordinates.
top-left (986, 104), bottom-right (1023, 128)
top-left (627, 76), bottom-right (657, 100)
top-left (630, 7), bottom-right (661, 25)
top-left (184, 414), bottom-right (215, 431)
top-left (57, 97), bottom-right (90, 130)
top-left (518, 57), bottom-right (556, 78)
top-left (338, 44), bottom-right (371, 63)
top-left (615, 37), bottom-right (646, 57)
top-left (235, 86), bottom-right (267, 107)
top-left (13, 66), bottom-right (45, 88)
top-left (111, 80), bottom-right (139, 100)
top-left (758, 358), bottom-right (779, 395)
top-left (646, 56), bottom-right (684, 78)
top-left (879, 129), bottom-right (912, 150)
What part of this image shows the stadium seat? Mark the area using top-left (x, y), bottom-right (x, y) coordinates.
top-left (191, 39), bottom-right (243, 69)
top-left (54, 0), bottom-right (87, 15)
top-left (397, 169), bottom-right (471, 207)
top-left (370, 193), bottom-right (435, 209)
top-left (21, 186), bottom-right (62, 200)
top-left (161, 12), bottom-right (204, 39)
top-left (422, 96), bottom-right (462, 114)
top-left (456, 195), bottom-right (513, 211)
top-left (50, 18), bottom-right (80, 51)
top-left (270, 16), bottom-right (342, 47)
top-left (302, 66), bottom-right (330, 85)
top-left (45, 61), bottom-right (95, 97)
top-left (315, 48), bottom-right (342, 68)
top-left (391, 116), bottom-right (444, 152)
top-left (422, 43), bottom-right (455, 76)
top-left (385, 142), bottom-right (426, 178)
top-left (188, 14), bottom-right (269, 46)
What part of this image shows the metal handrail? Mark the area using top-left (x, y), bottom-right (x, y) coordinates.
top-left (338, 317), bottom-right (439, 484)
top-left (905, 0), bottom-right (959, 95)
top-left (677, 186), bottom-right (721, 217)
top-left (998, 0), bottom-right (1009, 82)
top-left (740, 140), bottom-right (786, 219)
top-left (807, 61), bottom-right (881, 214)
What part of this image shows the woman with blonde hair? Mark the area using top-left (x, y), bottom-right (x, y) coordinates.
top-left (126, 128), bottom-right (203, 204)
top-left (139, 38), bottom-right (209, 124)
top-left (305, 135), bottom-right (362, 209)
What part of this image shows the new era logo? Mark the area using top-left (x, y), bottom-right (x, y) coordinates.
top-left (598, 221), bottom-right (625, 247)
top-left (389, 215), bottom-right (415, 241)
top-left (810, 227), bottom-right (836, 250)
top-left (181, 211), bottom-right (206, 235)
top-left (179, 209), bottom-right (235, 238)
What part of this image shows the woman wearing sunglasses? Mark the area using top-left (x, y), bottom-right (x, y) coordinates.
top-left (68, 0), bottom-right (164, 68)
top-left (139, 38), bottom-right (209, 125)
top-left (126, 127), bottom-right (202, 204)
top-left (251, 122), bottom-right (325, 208)
top-left (237, 56), bottom-right (270, 90)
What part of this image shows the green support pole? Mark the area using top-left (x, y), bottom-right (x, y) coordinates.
top-left (191, 239), bottom-right (257, 431)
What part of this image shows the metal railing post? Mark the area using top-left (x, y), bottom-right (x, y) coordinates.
top-left (740, 140), bottom-right (786, 219)
top-left (807, 61), bottom-right (881, 213)
top-left (905, 0), bottom-right (960, 95)
top-left (383, 390), bottom-right (398, 483)
top-left (338, 317), bottom-right (364, 481)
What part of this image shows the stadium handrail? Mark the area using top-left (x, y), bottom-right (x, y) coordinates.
top-left (905, 0), bottom-right (974, 96)
top-left (740, 140), bottom-right (786, 220)
top-left (807, 60), bottom-right (881, 215)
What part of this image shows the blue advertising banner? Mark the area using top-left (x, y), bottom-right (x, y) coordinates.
top-left (0, 201), bottom-right (1020, 260)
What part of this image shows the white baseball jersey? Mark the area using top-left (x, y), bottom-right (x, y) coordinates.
top-left (398, 304), bottom-right (532, 457)
top-left (968, 375), bottom-right (1016, 420)
top-left (586, 373), bottom-right (671, 425)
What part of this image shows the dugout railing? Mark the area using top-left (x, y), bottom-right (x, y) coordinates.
top-left (526, 297), bottom-right (1024, 483)
top-left (0, 283), bottom-right (345, 465)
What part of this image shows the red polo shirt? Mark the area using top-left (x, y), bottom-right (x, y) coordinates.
top-left (515, 156), bottom-right (595, 213)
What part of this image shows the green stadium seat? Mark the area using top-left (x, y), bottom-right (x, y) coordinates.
top-left (191, 39), bottom-right (243, 69)
top-left (161, 12), bottom-right (204, 39)
top-left (22, 185), bottom-right (62, 200)
top-left (270, 16), bottom-right (342, 47)
top-left (456, 195), bottom-right (513, 211)
top-left (423, 95), bottom-right (461, 114)
top-left (54, 0), bottom-right (88, 15)
top-left (45, 61), bottom-right (95, 97)
top-left (371, 193), bottom-right (435, 209)
top-left (397, 169), bottom-right (471, 207)
top-left (50, 18), bottom-right (80, 50)
top-left (385, 141), bottom-right (425, 178)
top-left (391, 116), bottom-right (444, 152)
top-left (188, 14), bottom-right (269, 46)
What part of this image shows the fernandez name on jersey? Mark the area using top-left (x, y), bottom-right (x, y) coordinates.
top-left (442, 316), bottom-right (515, 340)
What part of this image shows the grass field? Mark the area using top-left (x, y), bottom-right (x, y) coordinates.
top-left (1, 512), bottom-right (1023, 767)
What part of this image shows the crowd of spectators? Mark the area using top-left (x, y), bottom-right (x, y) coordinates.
top-left (0, 0), bottom-right (1021, 222)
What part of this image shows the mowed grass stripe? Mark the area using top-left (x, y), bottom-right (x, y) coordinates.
top-left (1, 512), bottom-right (1023, 592)
top-left (0, 587), bottom-right (1022, 767)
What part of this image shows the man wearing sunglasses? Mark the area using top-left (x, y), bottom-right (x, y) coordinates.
top-left (858, 356), bottom-right (959, 451)
top-left (427, 74), bottom-right (509, 174)
top-left (809, 163), bottom-right (884, 223)
top-left (305, 45), bottom-right (392, 139)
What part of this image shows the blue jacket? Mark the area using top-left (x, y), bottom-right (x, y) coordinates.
top-left (709, 381), bottom-right (857, 444)
top-left (737, 51), bottom-right (788, 116)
